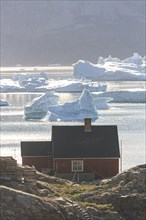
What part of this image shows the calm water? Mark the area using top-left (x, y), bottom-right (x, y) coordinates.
top-left (0, 68), bottom-right (146, 171)
top-left (0, 90), bottom-right (145, 171)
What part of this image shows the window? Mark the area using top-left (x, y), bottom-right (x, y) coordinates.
top-left (71, 160), bottom-right (83, 172)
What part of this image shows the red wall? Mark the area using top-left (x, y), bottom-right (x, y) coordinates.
top-left (54, 158), bottom-right (119, 178)
top-left (22, 157), bottom-right (50, 172)
top-left (22, 157), bottom-right (119, 178)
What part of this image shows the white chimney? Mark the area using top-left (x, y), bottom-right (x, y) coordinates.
top-left (84, 118), bottom-right (92, 132)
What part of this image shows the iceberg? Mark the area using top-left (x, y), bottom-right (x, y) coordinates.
top-left (122, 53), bottom-right (143, 65)
top-left (54, 81), bottom-right (107, 92)
top-left (0, 79), bottom-right (24, 92)
top-left (73, 54), bottom-right (145, 81)
top-left (12, 73), bottom-right (30, 82)
top-left (24, 89), bottom-right (112, 121)
top-left (143, 55), bottom-right (146, 62)
top-left (94, 97), bottom-right (113, 110)
top-left (24, 91), bottom-right (59, 119)
top-left (0, 99), bottom-right (9, 106)
top-left (46, 89), bottom-right (99, 121)
top-left (0, 73), bottom-right (107, 93)
top-left (98, 55), bottom-right (121, 64)
top-left (39, 72), bottom-right (49, 80)
top-left (73, 60), bottom-right (105, 80)
top-left (12, 72), bottom-right (49, 92)
top-left (19, 77), bottom-right (48, 92)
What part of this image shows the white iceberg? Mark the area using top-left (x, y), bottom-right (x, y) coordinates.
top-left (122, 53), bottom-right (143, 65)
top-left (73, 60), bottom-right (105, 80)
top-left (39, 72), bottom-right (49, 80)
top-left (46, 89), bottom-right (99, 121)
top-left (94, 97), bottom-right (113, 110)
top-left (24, 91), bottom-right (59, 119)
top-left (143, 55), bottom-right (146, 62)
top-left (98, 55), bottom-right (121, 64)
top-left (19, 77), bottom-right (48, 92)
top-left (12, 73), bottom-right (30, 82)
top-left (73, 54), bottom-right (145, 81)
top-left (12, 73), bottom-right (49, 92)
top-left (1, 74), bottom-right (106, 93)
top-left (54, 80), bottom-right (107, 92)
top-left (0, 79), bottom-right (24, 92)
top-left (24, 89), bottom-right (112, 121)
top-left (0, 99), bottom-right (9, 106)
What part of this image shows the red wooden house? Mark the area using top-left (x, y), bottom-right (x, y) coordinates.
top-left (21, 141), bottom-right (53, 173)
top-left (21, 119), bottom-right (120, 181)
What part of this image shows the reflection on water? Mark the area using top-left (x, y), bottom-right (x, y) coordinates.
top-left (0, 91), bottom-right (146, 171)
top-left (1, 81), bottom-right (145, 106)
top-left (107, 81), bottom-right (145, 91)
top-left (1, 93), bottom-right (43, 106)
top-left (1, 93), bottom-right (79, 106)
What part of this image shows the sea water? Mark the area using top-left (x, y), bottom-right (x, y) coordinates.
top-left (0, 67), bottom-right (145, 171)
top-left (0, 88), bottom-right (145, 171)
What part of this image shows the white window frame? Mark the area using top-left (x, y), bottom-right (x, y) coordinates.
top-left (71, 160), bottom-right (84, 172)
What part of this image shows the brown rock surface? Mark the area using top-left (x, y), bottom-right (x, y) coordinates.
top-left (0, 159), bottom-right (145, 220)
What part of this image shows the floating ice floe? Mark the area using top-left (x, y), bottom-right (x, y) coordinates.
top-left (24, 89), bottom-right (113, 120)
top-left (54, 80), bottom-right (107, 92)
top-left (0, 73), bottom-right (107, 93)
top-left (24, 91), bottom-right (59, 119)
top-left (93, 89), bottom-right (146, 103)
top-left (94, 97), bottom-right (113, 110)
top-left (143, 55), bottom-right (146, 62)
top-left (98, 55), bottom-right (121, 64)
top-left (18, 72), bottom-right (49, 92)
top-left (73, 53), bottom-right (146, 81)
top-left (19, 77), bottom-right (48, 92)
top-left (0, 79), bottom-right (24, 92)
top-left (0, 99), bottom-right (9, 106)
top-left (39, 72), bottom-right (49, 80)
top-left (45, 89), bottom-right (111, 121)
top-left (12, 73), bottom-right (30, 82)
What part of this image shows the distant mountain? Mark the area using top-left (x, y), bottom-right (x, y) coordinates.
top-left (1, 1), bottom-right (145, 66)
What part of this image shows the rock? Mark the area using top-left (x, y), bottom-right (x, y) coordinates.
top-left (79, 164), bottom-right (146, 220)
top-left (0, 186), bottom-right (69, 220)
top-left (113, 194), bottom-right (146, 220)
top-left (0, 161), bottom-right (145, 220)
top-left (39, 189), bottom-right (52, 197)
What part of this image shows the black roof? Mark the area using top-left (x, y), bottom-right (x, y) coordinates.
top-left (21, 141), bottom-right (52, 156)
top-left (52, 125), bottom-right (120, 158)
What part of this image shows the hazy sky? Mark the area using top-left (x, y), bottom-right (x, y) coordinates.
top-left (1, 0), bottom-right (145, 66)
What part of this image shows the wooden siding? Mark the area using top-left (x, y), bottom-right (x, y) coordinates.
top-left (22, 156), bottom-right (53, 172)
top-left (54, 158), bottom-right (119, 178)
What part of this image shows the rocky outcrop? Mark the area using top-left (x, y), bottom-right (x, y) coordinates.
top-left (0, 186), bottom-right (68, 220)
top-left (0, 163), bottom-right (145, 220)
top-left (79, 164), bottom-right (146, 220)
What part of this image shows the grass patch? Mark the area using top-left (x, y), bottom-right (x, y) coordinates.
top-left (79, 202), bottom-right (114, 212)
top-left (50, 183), bottom-right (97, 200)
